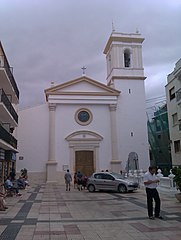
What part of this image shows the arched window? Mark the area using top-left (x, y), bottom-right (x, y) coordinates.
top-left (124, 49), bottom-right (131, 68)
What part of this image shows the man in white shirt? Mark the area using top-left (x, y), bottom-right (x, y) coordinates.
top-left (144, 166), bottom-right (163, 220)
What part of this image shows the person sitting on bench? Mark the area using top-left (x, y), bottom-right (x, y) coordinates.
top-left (5, 176), bottom-right (22, 196)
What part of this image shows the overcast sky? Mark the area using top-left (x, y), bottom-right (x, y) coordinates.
top-left (0, 0), bottom-right (181, 109)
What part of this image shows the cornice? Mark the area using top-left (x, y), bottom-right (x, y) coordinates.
top-left (107, 76), bottom-right (146, 85)
top-left (46, 91), bottom-right (120, 96)
top-left (104, 34), bottom-right (144, 54)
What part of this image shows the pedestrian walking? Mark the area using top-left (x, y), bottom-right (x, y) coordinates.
top-left (77, 171), bottom-right (83, 191)
top-left (144, 166), bottom-right (163, 220)
top-left (64, 169), bottom-right (72, 191)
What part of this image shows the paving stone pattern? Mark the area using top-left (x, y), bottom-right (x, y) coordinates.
top-left (0, 183), bottom-right (181, 240)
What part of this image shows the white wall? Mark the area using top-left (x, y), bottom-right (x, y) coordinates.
top-left (115, 79), bottom-right (149, 171)
top-left (55, 104), bottom-right (112, 172)
top-left (16, 103), bottom-right (49, 174)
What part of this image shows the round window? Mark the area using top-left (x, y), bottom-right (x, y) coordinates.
top-left (75, 108), bottom-right (92, 125)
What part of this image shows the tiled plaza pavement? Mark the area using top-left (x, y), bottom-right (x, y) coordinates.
top-left (0, 184), bottom-right (181, 240)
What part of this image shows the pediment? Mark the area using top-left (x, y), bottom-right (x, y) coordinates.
top-left (65, 130), bottom-right (103, 142)
top-left (45, 76), bottom-right (120, 99)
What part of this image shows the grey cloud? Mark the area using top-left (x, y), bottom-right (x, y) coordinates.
top-left (0, 0), bottom-right (181, 108)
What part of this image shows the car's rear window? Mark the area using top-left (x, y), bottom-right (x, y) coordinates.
top-left (94, 174), bottom-right (103, 179)
top-left (94, 173), bottom-right (115, 180)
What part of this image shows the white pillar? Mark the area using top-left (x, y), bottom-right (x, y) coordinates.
top-left (46, 103), bottom-right (57, 183)
top-left (95, 146), bottom-right (99, 171)
top-left (109, 104), bottom-right (121, 172)
top-left (69, 146), bottom-right (74, 173)
top-left (109, 104), bottom-right (119, 160)
top-left (48, 103), bottom-right (56, 161)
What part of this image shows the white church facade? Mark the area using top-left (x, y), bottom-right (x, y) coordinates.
top-left (17, 31), bottom-right (150, 183)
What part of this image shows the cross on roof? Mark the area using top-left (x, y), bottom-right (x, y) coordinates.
top-left (81, 66), bottom-right (86, 75)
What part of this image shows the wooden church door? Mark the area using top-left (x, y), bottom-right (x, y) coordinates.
top-left (75, 150), bottom-right (94, 177)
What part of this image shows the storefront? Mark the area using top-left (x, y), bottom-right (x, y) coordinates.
top-left (0, 148), bottom-right (16, 181)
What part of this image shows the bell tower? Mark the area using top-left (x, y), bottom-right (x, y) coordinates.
top-left (103, 31), bottom-right (146, 85)
top-left (103, 31), bottom-right (149, 171)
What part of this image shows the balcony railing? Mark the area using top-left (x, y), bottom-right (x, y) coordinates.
top-left (0, 124), bottom-right (17, 149)
top-left (0, 89), bottom-right (18, 124)
top-left (176, 88), bottom-right (181, 102)
top-left (0, 55), bottom-right (19, 99)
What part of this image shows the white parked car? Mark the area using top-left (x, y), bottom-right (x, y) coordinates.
top-left (87, 172), bottom-right (139, 193)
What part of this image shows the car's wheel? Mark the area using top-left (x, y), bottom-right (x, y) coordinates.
top-left (88, 184), bottom-right (95, 192)
top-left (118, 184), bottom-right (127, 193)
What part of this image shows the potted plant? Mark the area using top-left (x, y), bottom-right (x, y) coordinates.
top-left (172, 166), bottom-right (181, 202)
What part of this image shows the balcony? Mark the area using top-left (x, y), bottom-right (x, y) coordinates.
top-left (0, 89), bottom-right (18, 124)
top-left (0, 54), bottom-right (19, 102)
top-left (0, 124), bottom-right (17, 149)
top-left (176, 88), bottom-right (181, 105)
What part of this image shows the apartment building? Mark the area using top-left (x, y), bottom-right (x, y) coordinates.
top-left (166, 58), bottom-right (181, 166)
top-left (0, 41), bottom-right (19, 180)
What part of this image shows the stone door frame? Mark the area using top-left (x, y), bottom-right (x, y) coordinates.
top-left (65, 130), bottom-right (103, 173)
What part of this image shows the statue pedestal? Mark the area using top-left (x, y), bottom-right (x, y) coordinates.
top-left (46, 161), bottom-right (57, 183)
